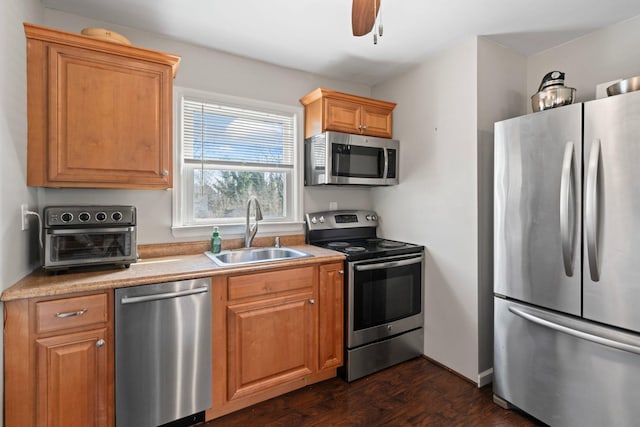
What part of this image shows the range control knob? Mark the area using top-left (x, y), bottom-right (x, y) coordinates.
top-left (95, 212), bottom-right (107, 222)
top-left (78, 212), bottom-right (91, 222)
top-left (60, 212), bottom-right (73, 223)
top-left (366, 215), bottom-right (373, 221)
top-left (112, 211), bottom-right (123, 221)
top-left (311, 216), bottom-right (318, 224)
top-left (319, 216), bottom-right (325, 223)
top-left (371, 215), bottom-right (378, 221)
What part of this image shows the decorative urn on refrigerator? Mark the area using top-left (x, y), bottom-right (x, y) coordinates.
top-left (493, 90), bottom-right (640, 426)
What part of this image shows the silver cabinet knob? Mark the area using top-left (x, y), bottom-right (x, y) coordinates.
top-left (338, 270), bottom-right (344, 275)
top-left (96, 339), bottom-right (106, 348)
top-left (309, 299), bottom-right (315, 305)
top-left (161, 170), bottom-right (169, 177)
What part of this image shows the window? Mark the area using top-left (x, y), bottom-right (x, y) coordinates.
top-left (173, 88), bottom-right (303, 237)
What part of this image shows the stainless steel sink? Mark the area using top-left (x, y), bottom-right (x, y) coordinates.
top-left (205, 247), bottom-right (312, 266)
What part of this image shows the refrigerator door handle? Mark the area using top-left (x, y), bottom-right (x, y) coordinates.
top-left (509, 306), bottom-right (640, 356)
top-left (560, 141), bottom-right (576, 276)
top-left (586, 139), bottom-right (601, 281)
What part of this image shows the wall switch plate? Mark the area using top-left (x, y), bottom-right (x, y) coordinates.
top-left (21, 204), bottom-right (29, 230)
top-left (329, 201), bottom-right (338, 210)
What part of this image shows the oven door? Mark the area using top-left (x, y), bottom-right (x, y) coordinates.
top-left (347, 253), bottom-right (424, 348)
top-left (44, 227), bottom-right (137, 269)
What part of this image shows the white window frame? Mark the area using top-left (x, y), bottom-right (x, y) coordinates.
top-left (171, 87), bottom-right (305, 239)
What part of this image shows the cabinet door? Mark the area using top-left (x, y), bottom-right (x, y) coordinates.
top-left (227, 293), bottom-right (314, 401)
top-left (36, 328), bottom-right (109, 427)
top-left (324, 97), bottom-right (362, 134)
top-left (318, 263), bottom-right (344, 371)
top-left (361, 104), bottom-right (393, 138)
top-left (46, 44), bottom-right (172, 188)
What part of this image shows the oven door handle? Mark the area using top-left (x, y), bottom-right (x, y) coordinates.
top-left (47, 227), bottom-right (136, 235)
top-left (354, 256), bottom-right (423, 271)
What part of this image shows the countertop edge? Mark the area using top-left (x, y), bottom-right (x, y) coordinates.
top-left (1, 245), bottom-right (345, 302)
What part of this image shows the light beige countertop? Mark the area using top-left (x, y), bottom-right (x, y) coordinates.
top-left (1, 244), bottom-right (344, 302)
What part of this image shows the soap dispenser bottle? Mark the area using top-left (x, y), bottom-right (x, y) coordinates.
top-left (211, 227), bottom-right (222, 254)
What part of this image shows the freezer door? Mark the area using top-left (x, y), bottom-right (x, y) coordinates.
top-left (494, 104), bottom-right (582, 315)
top-left (584, 90), bottom-right (640, 333)
top-left (494, 297), bottom-right (640, 427)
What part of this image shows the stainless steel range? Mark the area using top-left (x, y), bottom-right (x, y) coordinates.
top-left (306, 210), bottom-right (424, 381)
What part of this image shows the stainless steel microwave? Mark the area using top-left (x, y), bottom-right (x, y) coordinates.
top-left (304, 132), bottom-right (399, 186)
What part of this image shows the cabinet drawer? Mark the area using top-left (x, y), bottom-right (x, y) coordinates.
top-left (228, 267), bottom-right (315, 301)
top-left (36, 293), bottom-right (108, 334)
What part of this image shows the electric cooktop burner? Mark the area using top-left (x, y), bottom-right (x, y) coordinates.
top-left (377, 240), bottom-right (405, 248)
top-left (344, 246), bottom-right (366, 253)
top-left (327, 241), bottom-right (350, 248)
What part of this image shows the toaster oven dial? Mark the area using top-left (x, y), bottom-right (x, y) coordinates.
top-left (95, 212), bottom-right (107, 222)
top-left (78, 212), bottom-right (91, 222)
top-left (112, 211), bottom-right (123, 222)
top-left (60, 212), bottom-right (73, 223)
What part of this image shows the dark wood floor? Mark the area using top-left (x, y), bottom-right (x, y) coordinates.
top-left (205, 357), bottom-right (543, 426)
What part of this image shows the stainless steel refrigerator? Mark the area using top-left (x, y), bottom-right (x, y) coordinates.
top-left (493, 90), bottom-right (640, 427)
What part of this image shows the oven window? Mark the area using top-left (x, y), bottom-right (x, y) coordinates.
top-left (332, 144), bottom-right (384, 178)
top-left (50, 232), bottom-right (132, 262)
top-left (353, 259), bottom-right (422, 330)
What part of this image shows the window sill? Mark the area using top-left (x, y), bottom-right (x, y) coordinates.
top-left (171, 221), bottom-right (305, 240)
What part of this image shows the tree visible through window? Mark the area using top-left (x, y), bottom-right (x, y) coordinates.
top-left (193, 170), bottom-right (285, 219)
top-left (177, 92), bottom-right (298, 226)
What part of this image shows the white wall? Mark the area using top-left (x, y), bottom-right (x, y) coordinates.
top-left (38, 9), bottom-right (376, 243)
top-left (371, 38), bottom-right (480, 381)
top-left (370, 37), bottom-right (526, 384)
top-left (1, 1), bottom-right (45, 424)
top-left (527, 14), bottom-right (640, 107)
top-left (476, 38), bottom-right (526, 382)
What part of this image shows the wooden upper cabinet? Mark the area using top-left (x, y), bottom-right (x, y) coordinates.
top-left (24, 23), bottom-right (181, 189)
top-left (300, 88), bottom-right (396, 139)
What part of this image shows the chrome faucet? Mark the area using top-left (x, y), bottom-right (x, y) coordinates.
top-left (245, 196), bottom-right (263, 248)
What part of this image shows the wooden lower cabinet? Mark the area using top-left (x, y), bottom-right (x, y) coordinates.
top-left (208, 262), bottom-right (345, 420)
top-left (227, 292), bottom-right (315, 400)
top-left (318, 263), bottom-right (344, 371)
top-left (36, 329), bottom-right (109, 426)
top-left (4, 291), bottom-right (114, 427)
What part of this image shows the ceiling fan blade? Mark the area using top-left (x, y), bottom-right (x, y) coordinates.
top-left (352, 0), bottom-right (380, 36)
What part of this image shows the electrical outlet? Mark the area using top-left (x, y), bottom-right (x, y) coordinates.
top-left (329, 201), bottom-right (338, 210)
top-left (21, 204), bottom-right (29, 231)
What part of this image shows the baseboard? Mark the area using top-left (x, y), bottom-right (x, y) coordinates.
top-left (421, 356), bottom-right (493, 388)
top-left (477, 367), bottom-right (493, 387)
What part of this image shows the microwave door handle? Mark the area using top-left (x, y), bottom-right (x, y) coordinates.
top-left (383, 148), bottom-right (389, 179)
top-left (355, 256), bottom-right (423, 271)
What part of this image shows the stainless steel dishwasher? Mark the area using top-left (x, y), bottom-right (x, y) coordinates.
top-left (115, 278), bottom-right (211, 427)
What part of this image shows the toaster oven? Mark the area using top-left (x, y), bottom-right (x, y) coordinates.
top-left (43, 206), bottom-right (137, 271)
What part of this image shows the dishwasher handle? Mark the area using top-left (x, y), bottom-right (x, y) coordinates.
top-left (120, 286), bottom-right (209, 305)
